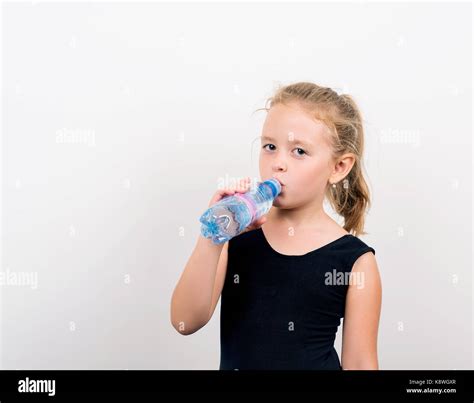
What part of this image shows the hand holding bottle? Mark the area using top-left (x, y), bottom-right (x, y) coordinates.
top-left (200, 177), bottom-right (281, 244)
top-left (208, 177), bottom-right (268, 234)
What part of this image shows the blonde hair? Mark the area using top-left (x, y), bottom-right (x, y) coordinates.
top-left (255, 81), bottom-right (371, 237)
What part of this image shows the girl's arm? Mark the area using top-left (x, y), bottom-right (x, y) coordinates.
top-left (170, 177), bottom-right (265, 335)
top-left (341, 251), bottom-right (382, 370)
top-left (170, 235), bottom-right (227, 335)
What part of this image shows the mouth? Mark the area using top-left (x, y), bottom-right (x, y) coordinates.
top-left (276, 182), bottom-right (285, 196)
top-left (273, 178), bottom-right (285, 187)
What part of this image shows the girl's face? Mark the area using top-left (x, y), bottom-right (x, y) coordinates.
top-left (259, 102), bottom-right (336, 209)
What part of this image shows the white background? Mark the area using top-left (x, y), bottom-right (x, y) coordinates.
top-left (1, 1), bottom-right (472, 369)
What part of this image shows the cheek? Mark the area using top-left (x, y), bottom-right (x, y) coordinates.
top-left (258, 153), bottom-right (265, 173)
top-left (259, 152), bottom-right (270, 172)
top-left (293, 159), bottom-right (330, 188)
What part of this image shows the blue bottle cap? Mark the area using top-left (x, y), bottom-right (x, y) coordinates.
top-left (262, 178), bottom-right (282, 198)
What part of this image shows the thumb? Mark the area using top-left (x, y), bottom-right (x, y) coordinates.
top-left (245, 215), bottom-right (267, 232)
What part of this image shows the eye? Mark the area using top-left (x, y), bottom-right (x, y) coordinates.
top-left (293, 147), bottom-right (306, 156)
top-left (262, 143), bottom-right (276, 151)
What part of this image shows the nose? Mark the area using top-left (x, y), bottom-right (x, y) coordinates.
top-left (272, 157), bottom-right (287, 173)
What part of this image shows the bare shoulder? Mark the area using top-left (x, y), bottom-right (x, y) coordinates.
top-left (349, 250), bottom-right (381, 295)
top-left (352, 248), bottom-right (378, 274)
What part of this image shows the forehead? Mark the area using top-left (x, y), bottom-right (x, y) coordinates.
top-left (262, 102), bottom-right (331, 145)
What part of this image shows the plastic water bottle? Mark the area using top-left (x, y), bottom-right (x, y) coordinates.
top-left (199, 178), bottom-right (282, 244)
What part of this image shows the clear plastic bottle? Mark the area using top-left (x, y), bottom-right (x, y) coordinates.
top-left (199, 179), bottom-right (282, 244)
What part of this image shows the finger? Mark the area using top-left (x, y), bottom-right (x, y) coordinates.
top-left (235, 179), bottom-right (245, 191)
top-left (255, 216), bottom-right (267, 227)
top-left (238, 177), bottom-right (250, 187)
top-left (221, 188), bottom-right (236, 196)
top-left (246, 216), bottom-right (266, 232)
top-left (236, 177), bottom-right (251, 193)
top-left (211, 188), bottom-right (235, 205)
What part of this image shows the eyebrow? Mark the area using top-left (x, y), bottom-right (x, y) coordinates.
top-left (261, 135), bottom-right (314, 148)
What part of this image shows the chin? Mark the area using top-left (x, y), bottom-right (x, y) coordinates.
top-left (272, 197), bottom-right (289, 209)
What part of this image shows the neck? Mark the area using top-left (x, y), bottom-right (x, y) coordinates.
top-left (268, 199), bottom-right (329, 230)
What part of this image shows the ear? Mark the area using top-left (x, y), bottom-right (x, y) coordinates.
top-left (329, 153), bottom-right (356, 184)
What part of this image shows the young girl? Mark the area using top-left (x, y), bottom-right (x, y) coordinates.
top-left (171, 82), bottom-right (382, 370)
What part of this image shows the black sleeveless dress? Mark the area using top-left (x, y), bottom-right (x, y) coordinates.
top-left (219, 227), bottom-right (376, 370)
